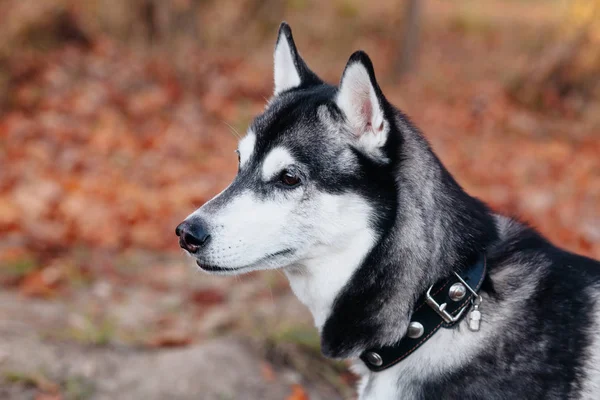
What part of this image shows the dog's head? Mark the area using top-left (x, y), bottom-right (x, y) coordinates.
top-left (176, 23), bottom-right (398, 275)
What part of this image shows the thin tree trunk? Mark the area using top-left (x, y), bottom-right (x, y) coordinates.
top-left (396, 0), bottom-right (421, 76)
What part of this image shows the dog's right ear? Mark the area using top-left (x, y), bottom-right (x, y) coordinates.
top-left (273, 22), bottom-right (321, 95)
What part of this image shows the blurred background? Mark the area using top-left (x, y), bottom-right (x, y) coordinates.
top-left (0, 0), bottom-right (599, 399)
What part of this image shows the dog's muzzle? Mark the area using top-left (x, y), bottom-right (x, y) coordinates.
top-left (175, 218), bottom-right (210, 253)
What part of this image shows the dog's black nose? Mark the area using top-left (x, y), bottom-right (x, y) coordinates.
top-left (175, 219), bottom-right (210, 253)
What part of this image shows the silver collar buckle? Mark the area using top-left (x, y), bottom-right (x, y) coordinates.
top-left (425, 272), bottom-right (481, 324)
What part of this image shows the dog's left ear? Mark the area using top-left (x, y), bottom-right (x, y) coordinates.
top-left (273, 22), bottom-right (321, 95)
top-left (336, 51), bottom-right (389, 153)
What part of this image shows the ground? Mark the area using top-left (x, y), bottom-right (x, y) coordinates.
top-left (0, 257), bottom-right (343, 400)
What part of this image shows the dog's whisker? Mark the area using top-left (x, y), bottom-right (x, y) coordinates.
top-left (266, 279), bottom-right (275, 307)
top-left (222, 121), bottom-right (242, 139)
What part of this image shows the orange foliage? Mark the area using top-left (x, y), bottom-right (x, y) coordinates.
top-left (0, 1), bottom-right (598, 293)
top-left (286, 384), bottom-right (310, 400)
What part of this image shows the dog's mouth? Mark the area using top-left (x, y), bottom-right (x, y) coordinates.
top-left (195, 262), bottom-right (245, 272)
top-left (195, 249), bottom-right (295, 273)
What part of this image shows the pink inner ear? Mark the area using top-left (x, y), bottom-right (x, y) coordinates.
top-left (361, 99), bottom-right (372, 128)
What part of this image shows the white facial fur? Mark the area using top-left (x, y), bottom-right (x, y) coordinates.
top-left (262, 146), bottom-right (295, 180)
top-left (190, 188), bottom-right (302, 274)
top-left (274, 34), bottom-right (301, 94)
top-left (187, 144), bottom-right (377, 287)
top-left (336, 62), bottom-right (389, 160)
top-left (237, 130), bottom-right (256, 167)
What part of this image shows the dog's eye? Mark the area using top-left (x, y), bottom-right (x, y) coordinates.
top-left (280, 170), bottom-right (301, 187)
top-left (235, 150), bottom-right (240, 164)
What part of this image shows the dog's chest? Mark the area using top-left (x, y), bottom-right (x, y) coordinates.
top-left (355, 319), bottom-right (488, 400)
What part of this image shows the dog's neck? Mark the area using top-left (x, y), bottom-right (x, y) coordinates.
top-left (285, 229), bottom-right (375, 330)
top-left (287, 115), bottom-right (497, 359)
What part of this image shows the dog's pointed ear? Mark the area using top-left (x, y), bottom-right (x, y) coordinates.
top-left (273, 22), bottom-right (320, 95)
top-left (336, 51), bottom-right (389, 151)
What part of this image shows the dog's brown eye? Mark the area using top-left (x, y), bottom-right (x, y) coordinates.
top-left (280, 170), bottom-right (301, 187)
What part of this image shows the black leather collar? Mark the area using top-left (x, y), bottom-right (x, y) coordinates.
top-left (359, 255), bottom-right (487, 372)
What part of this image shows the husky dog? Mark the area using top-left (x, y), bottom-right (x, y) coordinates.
top-left (176, 23), bottom-right (600, 399)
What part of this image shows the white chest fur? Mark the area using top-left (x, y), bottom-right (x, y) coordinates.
top-left (285, 230), bottom-right (374, 329)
